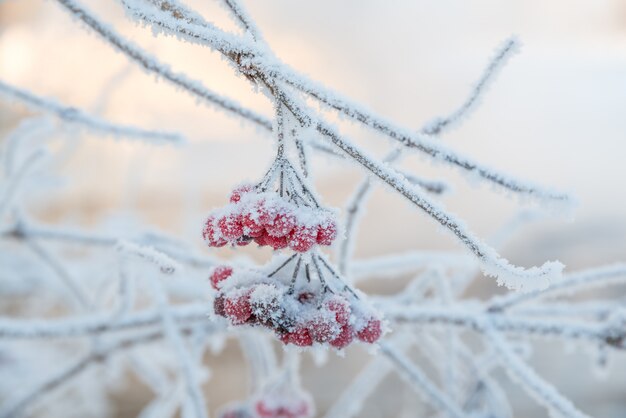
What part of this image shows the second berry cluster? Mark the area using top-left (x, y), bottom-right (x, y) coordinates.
top-left (210, 262), bottom-right (383, 350)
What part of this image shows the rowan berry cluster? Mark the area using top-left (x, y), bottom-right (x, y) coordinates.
top-left (210, 263), bottom-right (383, 349)
top-left (203, 185), bottom-right (338, 252)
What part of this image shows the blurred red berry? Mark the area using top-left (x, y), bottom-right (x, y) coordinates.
top-left (209, 266), bottom-right (233, 290)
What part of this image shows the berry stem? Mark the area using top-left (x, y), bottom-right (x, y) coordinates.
top-left (287, 256), bottom-right (303, 295)
top-left (317, 254), bottom-right (361, 301)
top-left (268, 254), bottom-right (298, 278)
top-left (311, 255), bottom-right (333, 295)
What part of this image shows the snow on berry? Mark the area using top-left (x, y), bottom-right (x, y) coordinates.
top-left (203, 185), bottom-right (340, 252)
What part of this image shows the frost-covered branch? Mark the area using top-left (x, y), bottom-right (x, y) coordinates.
top-left (487, 263), bottom-right (626, 312)
top-left (422, 36), bottom-right (521, 136)
top-left (0, 80), bottom-right (183, 143)
top-left (484, 325), bottom-right (592, 418)
top-left (53, 0), bottom-right (271, 131)
top-left (380, 342), bottom-right (467, 418)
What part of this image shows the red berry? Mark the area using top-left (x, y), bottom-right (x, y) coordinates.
top-left (265, 233), bottom-right (289, 250)
top-left (214, 294), bottom-right (226, 317)
top-left (330, 324), bottom-right (354, 349)
top-left (326, 297), bottom-right (351, 325)
top-left (280, 327), bottom-right (313, 347)
top-left (218, 213), bottom-right (244, 241)
top-left (316, 219), bottom-right (338, 246)
top-left (266, 211), bottom-right (297, 238)
top-left (224, 290), bottom-right (253, 325)
top-left (209, 266), bottom-right (233, 290)
top-left (288, 225), bottom-right (316, 252)
top-left (356, 318), bottom-right (382, 343)
top-left (230, 184), bottom-right (254, 203)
